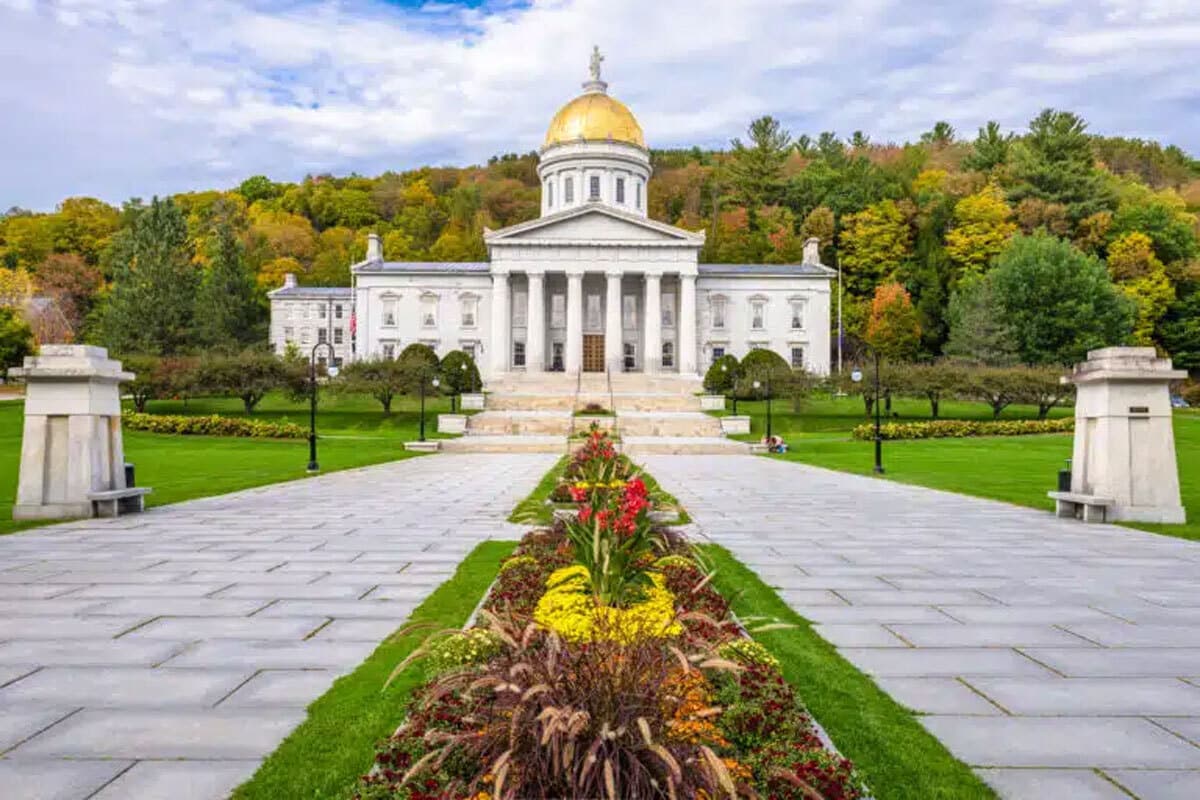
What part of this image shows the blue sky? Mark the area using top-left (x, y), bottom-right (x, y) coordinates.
top-left (2, 0), bottom-right (1199, 211)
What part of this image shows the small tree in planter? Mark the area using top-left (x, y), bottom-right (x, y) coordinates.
top-left (438, 349), bottom-right (481, 411)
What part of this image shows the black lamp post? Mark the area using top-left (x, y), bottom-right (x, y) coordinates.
top-left (850, 347), bottom-right (884, 474)
top-left (418, 367), bottom-right (440, 442)
top-left (307, 342), bottom-right (338, 473)
top-left (752, 377), bottom-right (773, 440)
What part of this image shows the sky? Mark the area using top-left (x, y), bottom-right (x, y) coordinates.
top-left (2, 0), bottom-right (1199, 211)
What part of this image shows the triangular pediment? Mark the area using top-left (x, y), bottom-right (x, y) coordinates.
top-left (485, 204), bottom-right (704, 245)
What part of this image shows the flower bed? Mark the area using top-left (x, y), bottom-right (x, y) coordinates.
top-left (852, 416), bottom-right (1074, 441)
top-left (122, 412), bottom-right (307, 439)
top-left (356, 437), bottom-right (864, 799)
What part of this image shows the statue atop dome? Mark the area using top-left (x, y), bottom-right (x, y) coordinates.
top-left (589, 45), bottom-right (604, 82)
top-left (582, 45), bottom-right (608, 95)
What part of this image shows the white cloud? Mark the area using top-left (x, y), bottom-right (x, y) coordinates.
top-left (1, 0), bottom-right (1199, 210)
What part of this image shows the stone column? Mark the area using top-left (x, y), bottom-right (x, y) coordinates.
top-left (605, 271), bottom-right (622, 372)
top-left (565, 270), bottom-right (584, 374)
top-left (489, 270), bottom-right (510, 375)
top-left (1067, 346), bottom-right (1187, 523)
top-left (643, 272), bottom-right (662, 374)
top-left (10, 346), bottom-right (134, 520)
top-left (526, 270), bottom-right (545, 372)
top-left (679, 273), bottom-right (698, 375)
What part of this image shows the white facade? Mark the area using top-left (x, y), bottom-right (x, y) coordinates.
top-left (269, 54), bottom-right (834, 380)
top-left (267, 274), bottom-right (353, 366)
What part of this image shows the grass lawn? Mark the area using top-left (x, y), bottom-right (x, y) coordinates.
top-left (233, 540), bottom-right (516, 800)
top-left (705, 545), bottom-right (996, 800)
top-left (0, 391), bottom-right (458, 536)
top-left (723, 395), bottom-right (1200, 542)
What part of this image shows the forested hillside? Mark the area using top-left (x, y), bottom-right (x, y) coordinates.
top-left (1, 109), bottom-right (1198, 370)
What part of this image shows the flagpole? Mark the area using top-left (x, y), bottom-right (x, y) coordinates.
top-left (836, 253), bottom-right (843, 375)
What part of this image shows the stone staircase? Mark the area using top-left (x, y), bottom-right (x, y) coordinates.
top-left (441, 371), bottom-right (748, 455)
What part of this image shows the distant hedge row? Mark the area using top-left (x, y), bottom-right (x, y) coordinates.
top-left (852, 417), bottom-right (1075, 440)
top-left (123, 412), bottom-right (307, 439)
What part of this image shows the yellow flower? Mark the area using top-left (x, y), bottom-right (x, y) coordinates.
top-left (533, 566), bottom-right (681, 644)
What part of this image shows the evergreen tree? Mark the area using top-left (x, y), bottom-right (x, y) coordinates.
top-left (98, 196), bottom-right (197, 355)
top-left (726, 116), bottom-right (792, 214)
top-left (962, 121), bottom-right (1012, 172)
top-left (1008, 109), bottom-right (1116, 224)
top-left (196, 211), bottom-right (260, 348)
top-left (944, 278), bottom-right (1019, 366)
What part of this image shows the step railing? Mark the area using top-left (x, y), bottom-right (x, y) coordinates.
top-left (606, 364), bottom-right (619, 444)
top-left (566, 368), bottom-right (582, 454)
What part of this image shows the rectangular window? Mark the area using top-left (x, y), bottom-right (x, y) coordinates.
top-left (333, 357), bottom-right (344, 367)
top-left (589, 175), bottom-right (600, 200)
top-left (283, 326), bottom-right (294, 341)
top-left (622, 295), bottom-right (637, 328)
top-left (334, 328), bottom-right (343, 344)
top-left (513, 341), bottom-right (526, 367)
top-left (382, 298), bottom-right (398, 327)
top-left (317, 328), bottom-right (327, 344)
top-left (662, 341), bottom-right (674, 368)
top-left (382, 343), bottom-right (395, 359)
top-left (546, 180), bottom-right (554, 208)
top-left (421, 296), bottom-right (437, 328)
top-left (751, 300), bottom-right (766, 331)
top-left (711, 297), bottom-right (726, 330)
top-left (636, 181), bottom-right (642, 209)
top-left (512, 291), bottom-right (528, 327)
top-left (791, 347), bottom-right (804, 369)
top-left (711, 346), bottom-right (725, 364)
top-left (550, 294), bottom-right (566, 328)
top-left (585, 294), bottom-right (601, 330)
top-left (318, 304), bottom-right (327, 319)
top-left (462, 343), bottom-right (476, 361)
top-left (616, 177), bottom-right (625, 204)
top-left (334, 304), bottom-right (343, 319)
top-left (662, 293), bottom-right (676, 327)
top-left (791, 300), bottom-right (805, 330)
top-left (300, 329), bottom-right (311, 345)
top-left (565, 177), bottom-right (574, 204)
top-left (623, 341), bottom-right (636, 371)
top-left (461, 296), bottom-right (478, 328)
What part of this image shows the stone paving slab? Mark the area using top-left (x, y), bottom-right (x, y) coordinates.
top-left (0, 453), bottom-right (554, 799)
top-left (644, 454), bottom-right (1200, 798)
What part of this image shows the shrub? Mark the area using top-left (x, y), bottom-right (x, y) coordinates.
top-left (335, 357), bottom-right (409, 414)
top-left (736, 349), bottom-right (791, 399)
top-left (122, 412), bottom-right (306, 438)
top-left (398, 342), bottom-right (439, 370)
top-left (1180, 382), bottom-right (1200, 407)
top-left (438, 349), bottom-right (480, 395)
top-left (193, 347), bottom-right (295, 413)
top-left (703, 353), bottom-right (740, 394)
top-left (852, 417), bottom-right (1074, 440)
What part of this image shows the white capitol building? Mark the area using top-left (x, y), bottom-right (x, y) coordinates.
top-left (270, 50), bottom-right (834, 389)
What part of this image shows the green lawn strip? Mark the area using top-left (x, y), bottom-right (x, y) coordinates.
top-left (507, 454), bottom-right (568, 524)
top-left (702, 544), bottom-right (996, 800)
top-left (233, 539), bottom-right (517, 800)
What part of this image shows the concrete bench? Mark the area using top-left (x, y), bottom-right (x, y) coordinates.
top-left (88, 487), bottom-right (152, 518)
top-left (1047, 491), bottom-right (1114, 523)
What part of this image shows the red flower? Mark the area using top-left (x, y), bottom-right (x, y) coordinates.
top-left (568, 486), bottom-right (588, 503)
top-left (578, 505), bottom-right (593, 524)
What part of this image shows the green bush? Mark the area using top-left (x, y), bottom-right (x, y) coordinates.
top-left (737, 349), bottom-right (791, 399)
top-left (1182, 383), bottom-right (1200, 407)
top-left (703, 354), bottom-right (740, 393)
top-left (438, 349), bottom-right (481, 395)
top-left (123, 412), bottom-right (307, 439)
top-left (851, 417), bottom-right (1074, 440)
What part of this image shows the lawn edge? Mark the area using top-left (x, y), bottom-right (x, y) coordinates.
top-left (702, 544), bottom-right (998, 800)
top-left (506, 454), bottom-right (568, 524)
top-left (231, 538), bottom-right (517, 800)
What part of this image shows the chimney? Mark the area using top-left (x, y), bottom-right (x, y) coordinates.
top-left (366, 232), bottom-right (383, 262)
top-left (283, 273), bottom-right (297, 289)
top-left (802, 236), bottom-right (820, 264)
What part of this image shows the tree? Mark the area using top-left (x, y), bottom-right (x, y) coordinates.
top-left (944, 184), bottom-right (1017, 277)
top-left (986, 233), bottom-right (1134, 364)
top-left (399, 342), bottom-right (440, 372)
top-left (703, 353), bottom-right (740, 394)
top-left (1118, 268), bottom-right (1175, 346)
top-left (920, 121), bottom-right (956, 147)
top-left (1017, 365), bottom-right (1075, 420)
top-left (0, 307), bottom-right (34, 373)
top-left (798, 206), bottom-right (835, 261)
top-left (1106, 231), bottom-right (1161, 280)
top-left (195, 212), bottom-right (261, 348)
top-left (962, 121), bottom-right (1012, 172)
top-left (1007, 109), bottom-right (1115, 224)
top-left (119, 354), bottom-right (165, 413)
top-left (1109, 202), bottom-right (1199, 266)
top-left (337, 357), bottom-right (409, 414)
top-left (945, 278), bottom-right (1019, 365)
top-left (1158, 291), bottom-right (1200, 373)
top-left (439, 349), bottom-right (481, 396)
top-left (965, 366), bottom-right (1026, 419)
top-left (195, 348), bottom-right (288, 413)
top-left (0, 267), bottom-right (35, 308)
top-left (726, 116), bottom-right (792, 213)
top-left (98, 197), bottom-right (197, 355)
top-left (238, 175), bottom-right (280, 204)
top-left (735, 348), bottom-right (791, 399)
top-left (899, 361), bottom-right (963, 418)
top-left (35, 253), bottom-right (101, 337)
top-left (839, 200), bottom-right (912, 297)
top-left (865, 282), bottom-right (921, 361)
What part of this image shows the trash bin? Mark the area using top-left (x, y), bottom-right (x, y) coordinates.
top-left (124, 462), bottom-right (136, 488)
top-left (1057, 459), bottom-right (1071, 492)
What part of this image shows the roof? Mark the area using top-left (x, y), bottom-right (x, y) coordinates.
top-left (485, 202), bottom-right (704, 244)
top-left (699, 263), bottom-right (836, 278)
top-left (544, 91), bottom-right (645, 149)
top-left (268, 286), bottom-right (353, 299)
top-left (353, 261), bottom-right (491, 274)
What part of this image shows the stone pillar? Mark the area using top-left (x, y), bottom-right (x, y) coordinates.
top-left (10, 346), bottom-right (133, 520)
top-left (565, 270), bottom-right (584, 374)
top-left (1069, 346), bottom-right (1187, 523)
top-left (489, 270), bottom-right (510, 375)
top-left (526, 270), bottom-right (545, 372)
top-left (679, 273), bottom-right (698, 375)
top-left (643, 272), bottom-right (662, 374)
top-left (605, 271), bottom-right (622, 373)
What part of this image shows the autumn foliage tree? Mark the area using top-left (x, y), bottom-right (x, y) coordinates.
top-left (865, 282), bottom-right (922, 361)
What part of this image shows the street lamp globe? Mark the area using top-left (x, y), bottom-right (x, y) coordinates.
top-left (752, 380), bottom-right (761, 390)
top-left (431, 377), bottom-right (440, 389)
top-left (327, 365), bottom-right (340, 378)
top-left (850, 369), bottom-right (863, 383)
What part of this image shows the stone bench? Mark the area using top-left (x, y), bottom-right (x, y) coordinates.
top-left (1047, 491), bottom-right (1114, 523)
top-left (88, 487), bottom-right (152, 518)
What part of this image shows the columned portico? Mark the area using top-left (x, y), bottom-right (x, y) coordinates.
top-left (605, 271), bottom-right (622, 372)
top-left (490, 270), bottom-right (510, 374)
top-left (679, 273), bottom-right (697, 374)
top-left (643, 272), bottom-right (662, 375)
top-left (526, 270), bottom-right (545, 372)
top-left (565, 270), bottom-right (584, 374)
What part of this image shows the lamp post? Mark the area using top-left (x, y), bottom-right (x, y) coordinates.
top-left (721, 362), bottom-right (738, 414)
top-left (850, 347), bottom-right (884, 474)
top-left (418, 368), bottom-right (440, 443)
top-left (752, 377), bottom-right (773, 440)
top-left (307, 342), bottom-right (339, 473)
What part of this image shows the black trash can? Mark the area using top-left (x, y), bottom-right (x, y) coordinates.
top-left (124, 462), bottom-right (136, 488)
top-left (1057, 459), bottom-right (1072, 492)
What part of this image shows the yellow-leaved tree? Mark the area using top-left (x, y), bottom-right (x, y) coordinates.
top-left (1107, 232), bottom-right (1175, 345)
top-left (945, 183), bottom-right (1017, 278)
top-left (839, 200), bottom-right (911, 297)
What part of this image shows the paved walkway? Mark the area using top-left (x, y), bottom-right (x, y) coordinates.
top-left (645, 455), bottom-right (1200, 800)
top-left (0, 453), bottom-right (554, 800)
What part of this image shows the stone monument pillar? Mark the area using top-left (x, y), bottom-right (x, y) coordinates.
top-left (9, 346), bottom-right (134, 520)
top-left (1067, 346), bottom-right (1186, 524)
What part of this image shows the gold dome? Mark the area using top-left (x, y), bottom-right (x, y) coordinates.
top-left (544, 92), bottom-right (645, 149)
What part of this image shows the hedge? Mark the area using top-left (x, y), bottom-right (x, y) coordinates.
top-left (123, 412), bottom-right (307, 439)
top-left (852, 417), bottom-right (1075, 440)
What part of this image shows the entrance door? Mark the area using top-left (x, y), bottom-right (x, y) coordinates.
top-left (582, 334), bottom-right (605, 372)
